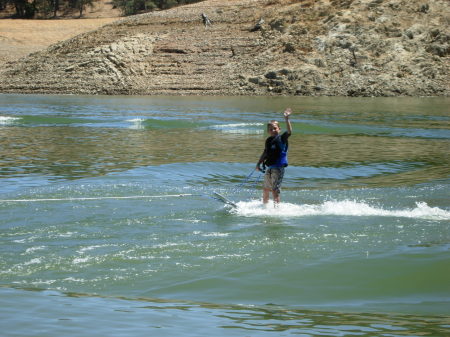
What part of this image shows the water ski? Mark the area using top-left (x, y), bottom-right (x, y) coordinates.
top-left (212, 192), bottom-right (238, 208)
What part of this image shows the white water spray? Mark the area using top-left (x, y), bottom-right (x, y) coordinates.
top-left (232, 200), bottom-right (450, 221)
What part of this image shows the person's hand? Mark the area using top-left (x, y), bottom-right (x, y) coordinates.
top-left (284, 108), bottom-right (292, 118)
top-left (256, 163), bottom-right (266, 173)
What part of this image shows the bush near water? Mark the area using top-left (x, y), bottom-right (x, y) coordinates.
top-left (0, 0), bottom-right (448, 97)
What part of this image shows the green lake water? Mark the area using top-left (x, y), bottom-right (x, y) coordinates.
top-left (0, 94), bottom-right (449, 336)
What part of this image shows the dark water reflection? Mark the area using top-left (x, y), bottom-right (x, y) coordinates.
top-left (1, 125), bottom-right (448, 188)
top-left (3, 287), bottom-right (449, 337)
top-left (217, 305), bottom-right (450, 336)
top-left (1, 95), bottom-right (449, 190)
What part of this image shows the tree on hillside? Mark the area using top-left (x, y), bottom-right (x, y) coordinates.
top-left (51, 0), bottom-right (59, 17)
top-left (3, 0), bottom-right (61, 18)
top-left (32, 0), bottom-right (58, 17)
top-left (10, 0), bottom-right (36, 18)
top-left (112, 0), bottom-right (204, 16)
top-left (75, 0), bottom-right (94, 16)
top-left (1, 0), bottom-right (202, 17)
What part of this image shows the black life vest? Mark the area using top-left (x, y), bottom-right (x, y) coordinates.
top-left (264, 132), bottom-right (289, 168)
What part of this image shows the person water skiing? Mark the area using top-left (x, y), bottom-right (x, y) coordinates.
top-left (256, 108), bottom-right (293, 204)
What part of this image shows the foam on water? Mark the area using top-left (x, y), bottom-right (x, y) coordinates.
top-left (126, 118), bottom-right (146, 129)
top-left (208, 122), bottom-right (264, 134)
top-left (233, 199), bottom-right (450, 220)
top-left (0, 116), bottom-right (21, 125)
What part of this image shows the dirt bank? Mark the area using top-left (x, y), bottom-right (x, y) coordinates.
top-left (0, 0), bottom-right (448, 96)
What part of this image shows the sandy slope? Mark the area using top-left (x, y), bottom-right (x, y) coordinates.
top-left (0, 0), bottom-right (121, 64)
top-left (0, 18), bottom-right (119, 64)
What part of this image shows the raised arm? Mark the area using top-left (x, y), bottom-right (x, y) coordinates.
top-left (284, 108), bottom-right (292, 135)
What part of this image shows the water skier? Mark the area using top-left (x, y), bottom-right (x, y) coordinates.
top-left (256, 108), bottom-right (293, 205)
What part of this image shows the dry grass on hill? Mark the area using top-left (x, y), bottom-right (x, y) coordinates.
top-left (0, 0), bottom-right (121, 64)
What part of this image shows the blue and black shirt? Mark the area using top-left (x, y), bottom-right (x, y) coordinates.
top-left (263, 131), bottom-right (290, 168)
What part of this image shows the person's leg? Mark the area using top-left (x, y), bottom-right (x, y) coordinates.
top-left (272, 190), bottom-right (280, 204)
top-left (272, 167), bottom-right (284, 204)
top-left (263, 188), bottom-right (270, 204)
top-left (263, 170), bottom-right (272, 204)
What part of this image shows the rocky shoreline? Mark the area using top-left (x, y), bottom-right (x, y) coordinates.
top-left (0, 0), bottom-right (448, 96)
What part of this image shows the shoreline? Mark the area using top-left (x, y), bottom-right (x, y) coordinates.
top-left (2, 92), bottom-right (447, 99)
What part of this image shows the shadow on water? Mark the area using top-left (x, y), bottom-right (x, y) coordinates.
top-left (1, 126), bottom-right (448, 188)
top-left (2, 286), bottom-right (449, 337)
top-left (1, 95), bottom-right (449, 190)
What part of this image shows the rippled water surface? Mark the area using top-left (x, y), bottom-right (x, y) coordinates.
top-left (1, 94), bottom-right (449, 336)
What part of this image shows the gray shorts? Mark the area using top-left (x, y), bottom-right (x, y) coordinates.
top-left (263, 167), bottom-right (285, 193)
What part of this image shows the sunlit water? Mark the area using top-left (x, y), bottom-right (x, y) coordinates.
top-left (1, 94), bottom-right (449, 336)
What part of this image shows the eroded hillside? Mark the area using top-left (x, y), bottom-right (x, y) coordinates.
top-left (0, 0), bottom-right (448, 96)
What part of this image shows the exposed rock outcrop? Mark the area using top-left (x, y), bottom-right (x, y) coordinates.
top-left (0, 0), bottom-right (448, 96)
